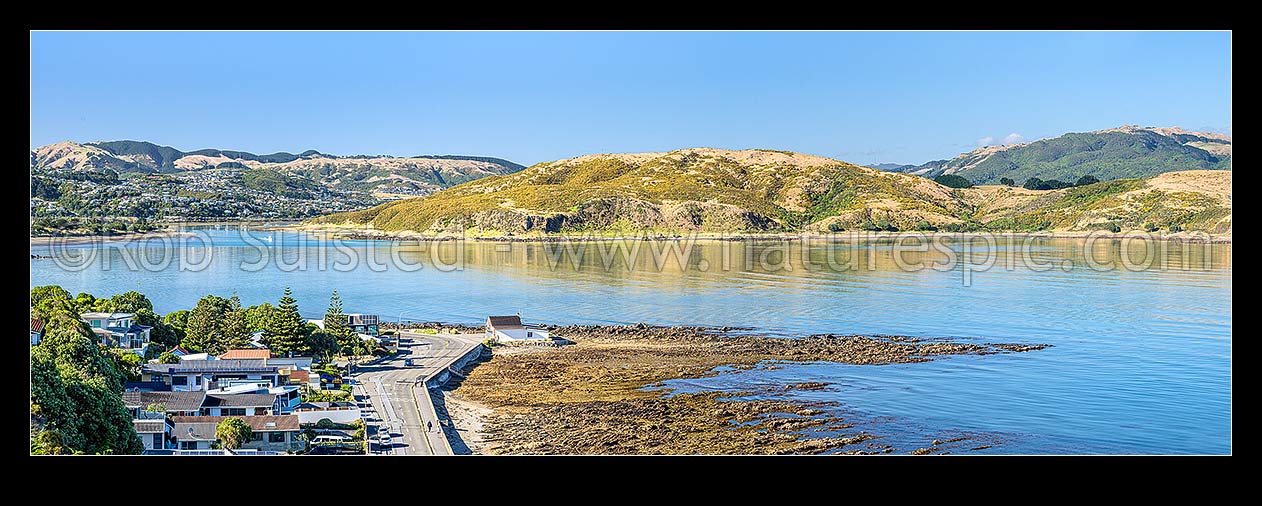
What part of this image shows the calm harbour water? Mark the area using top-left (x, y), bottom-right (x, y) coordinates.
top-left (30, 226), bottom-right (1231, 454)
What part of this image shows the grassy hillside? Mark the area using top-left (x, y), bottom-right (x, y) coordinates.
top-left (881, 126), bottom-right (1231, 185)
top-left (310, 149), bottom-right (1231, 235)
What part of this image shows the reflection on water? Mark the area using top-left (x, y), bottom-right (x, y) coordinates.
top-left (30, 227), bottom-right (1231, 454)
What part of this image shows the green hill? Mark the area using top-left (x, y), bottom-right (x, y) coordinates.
top-left (310, 148), bottom-right (1231, 235)
top-left (881, 126), bottom-right (1231, 185)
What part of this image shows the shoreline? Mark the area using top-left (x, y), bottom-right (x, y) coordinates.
top-left (442, 324), bottom-right (1050, 455)
top-left (292, 223), bottom-right (1233, 244)
top-left (29, 229), bottom-right (194, 246)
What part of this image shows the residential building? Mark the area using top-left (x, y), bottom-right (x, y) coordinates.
top-left (486, 315), bottom-right (551, 342)
top-left (294, 401), bottom-right (361, 424)
top-left (141, 359), bottom-right (280, 392)
top-left (171, 415), bottom-right (304, 452)
top-left (81, 312), bottom-right (152, 355)
top-left (134, 416), bottom-right (173, 452)
top-left (31, 318), bottom-right (45, 345)
top-left (205, 383), bottom-right (302, 414)
top-left (123, 390), bottom-right (206, 417)
top-left (165, 346), bottom-right (192, 358)
top-left (309, 315), bottom-right (378, 337)
top-left (218, 349), bottom-right (271, 360)
top-left (346, 314), bottom-right (379, 336)
top-left (201, 393), bottom-right (280, 416)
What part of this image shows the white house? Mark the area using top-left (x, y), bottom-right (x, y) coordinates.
top-left (81, 312), bottom-right (152, 355)
top-left (485, 315), bottom-right (551, 342)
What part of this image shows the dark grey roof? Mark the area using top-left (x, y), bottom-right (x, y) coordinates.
top-left (203, 393), bottom-right (278, 408)
top-left (133, 420), bottom-right (167, 433)
top-left (143, 359), bottom-right (277, 374)
top-left (124, 381), bottom-right (171, 392)
top-left (172, 420), bottom-right (218, 441)
top-left (487, 315), bottom-right (523, 329)
top-left (123, 390), bottom-right (206, 412)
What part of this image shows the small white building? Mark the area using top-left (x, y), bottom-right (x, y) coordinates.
top-left (485, 315), bottom-right (551, 342)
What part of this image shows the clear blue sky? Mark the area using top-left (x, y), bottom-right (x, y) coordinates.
top-left (30, 31), bottom-right (1231, 166)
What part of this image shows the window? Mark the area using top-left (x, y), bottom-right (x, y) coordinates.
top-left (180, 441), bottom-right (197, 450)
top-left (250, 432), bottom-right (264, 442)
top-left (153, 434), bottom-right (163, 448)
top-left (172, 376), bottom-right (188, 386)
top-left (527, 332), bottom-right (533, 338)
top-left (90, 320), bottom-right (101, 328)
top-left (223, 408), bottom-right (246, 416)
top-left (269, 432), bottom-right (285, 443)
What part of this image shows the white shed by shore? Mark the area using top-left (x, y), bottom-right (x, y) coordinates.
top-left (486, 315), bottom-right (550, 342)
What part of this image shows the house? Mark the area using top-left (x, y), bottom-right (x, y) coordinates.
top-left (346, 314), bottom-right (379, 336)
top-left (123, 390), bottom-right (207, 417)
top-left (141, 359), bottom-right (280, 392)
top-left (486, 315), bottom-right (551, 342)
top-left (81, 312), bottom-right (152, 355)
top-left (309, 314), bottom-right (379, 337)
top-left (205, 382), bottom-right (302, 414)
top-left (171, 415), bottom-right (304, 452)
top-left (31, 318), bottom-right (45, 345)
top-left (286, 369), bottom-right (312, 387)
top-left (218, 349), bottom-right (271, 360)
top-left (179, 353), bottom-right (214, 361)
top-left (134, 417), bottom-right (173, 452)
top-left (201, 393), bottom-right (280, 416)
top-left (124, 381), bottom-right (171, 392)
top-left (294, 401), bottom-right (361, 424)
top-left (166, 346), bottom-right (193, 358)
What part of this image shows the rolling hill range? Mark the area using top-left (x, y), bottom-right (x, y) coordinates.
top-left (310, 148), bottom-right (1231, 235)
top-left (874, 126), bottom-right (1231, 185)
top-left (30, 140), bottom-right (524, 195)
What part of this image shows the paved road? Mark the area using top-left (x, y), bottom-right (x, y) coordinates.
top-left (354, 332), bottom-right (482, 455)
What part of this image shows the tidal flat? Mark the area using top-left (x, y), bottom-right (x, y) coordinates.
top-left (447, 325), bottom-right (1048, 455)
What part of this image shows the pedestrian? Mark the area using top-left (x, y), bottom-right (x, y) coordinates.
top-left (427, 421), bottom-right (433, 432)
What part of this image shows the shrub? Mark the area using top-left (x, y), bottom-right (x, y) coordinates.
top-left (315, 418), bottom-right (336, 429)
top-left (999, 177), bottom-right (1016, 187)
top-left (827, 221), bottom-right (845, 233)
top-left (914, 220), bottom-right (936, 231)
top-left (1144, 223), bottom-right (1158, 232)
top-left (933, 174), bottom-right (973, 188)
top-left (1076, 175), bottom-right (1100, 186)
top-left (1023, 177), bottom-right (1045, 190)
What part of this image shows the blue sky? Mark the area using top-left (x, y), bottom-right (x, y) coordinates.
top-left (30, 31), bottom-right (1231, 166)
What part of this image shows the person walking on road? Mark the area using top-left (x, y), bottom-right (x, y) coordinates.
top-left (427, 421), bottom-right (433, 432)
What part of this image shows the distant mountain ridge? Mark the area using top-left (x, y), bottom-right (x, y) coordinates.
top-left (312, 147), bottom-right (1231, 235)
top-left (874, 126), bottom-right (1231, 185)
top-left (30, 140), bottom-right (525, 194)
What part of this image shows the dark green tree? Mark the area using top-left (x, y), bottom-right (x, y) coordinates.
top-left (933, 174), bottom-right (974, 188)
top-left (1076, 174), bottom-right (1100, 186)
top-left (31, 307), bottom-right (142, 455)
top-left (243, 303), bottom-right (275, 332)
top-left (265, 287), bottom-right (307, 357)
top-left (184, 295), bottom-right (230, 354)
top-left (305, 329), bottom-right (339, 363)
top-left (324, 290), bottom-right (360, 356)
top-left (222, 295), bottom-right (252, 350)
top-left (157, 351), bottom-right (182, 364)
top-left (999, 177), bottom-right (1016, 187)
top-left (107, 291), bottom-right (153, 313)
top-left (215, 417), bottom-right (252, 450)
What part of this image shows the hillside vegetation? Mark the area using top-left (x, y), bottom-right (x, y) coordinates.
top-left (878, 126), bottom-right (1231, 185)
top-left (311, 149), bottom-right (1231, 235)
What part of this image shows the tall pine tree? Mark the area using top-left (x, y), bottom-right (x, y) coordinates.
top-left (184, 295), bottom-right (229, 355)
top-left (265, 287), bottom-right (307, 357)
top-left (324, 290), bottom-right (359, 355)
top-left (222, 295), bottom-right (251, 350)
